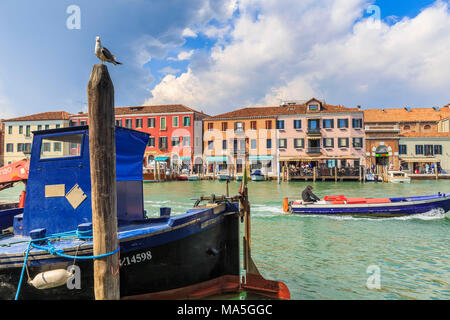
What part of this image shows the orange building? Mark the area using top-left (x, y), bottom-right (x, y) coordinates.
top-left (364, 106), bottom-right (450, 171)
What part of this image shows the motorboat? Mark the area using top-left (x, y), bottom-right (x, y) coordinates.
top-left (250, 170), bottom-right (265, 181)
top-left (388, 171), bottom-right (411, 183)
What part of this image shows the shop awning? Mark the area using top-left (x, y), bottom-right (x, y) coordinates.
top-left (154, 156), bottom-right (169, 161)
top-left (400, 157), bottom-right (440, 163)
top-left (248, 155), bottom-right (273, 161)
top-left (180, 156), bottom-right (191, 160)
top-left (205, 156), bottom-right (227, 162)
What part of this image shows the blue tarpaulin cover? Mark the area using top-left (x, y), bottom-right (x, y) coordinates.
top-left (116, 128), bottom-right (150, 181)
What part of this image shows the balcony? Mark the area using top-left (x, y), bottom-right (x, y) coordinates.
top-left (307, 128), bottom-right (321, 136)
top-left (307, 147), bottom-right (321, 154)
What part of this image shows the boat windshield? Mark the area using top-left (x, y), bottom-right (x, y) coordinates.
top-left (40, 134), bottom-right (83, 160)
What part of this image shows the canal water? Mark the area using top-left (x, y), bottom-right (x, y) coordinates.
top-left (2, 180), bottom-right (449, 299)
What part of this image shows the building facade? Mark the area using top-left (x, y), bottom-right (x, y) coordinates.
top-left (364, 106), bottom-right (450, 171)
top-left (203, 98), bottom-right (365, 178)
top-left (2, 111), bottom-right (73, 164)
top-left (69, 105), bottom-right (208, 172)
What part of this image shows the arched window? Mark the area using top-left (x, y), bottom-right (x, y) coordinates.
top-left (424, 125), bottom-right (431, 130)
top-left (404, 125), bottom-right (410, 130)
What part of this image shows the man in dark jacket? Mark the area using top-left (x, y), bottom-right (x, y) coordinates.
top-left (302, 185), bottom-right (320, 203)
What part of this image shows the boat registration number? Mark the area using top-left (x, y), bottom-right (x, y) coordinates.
top-left (120, 251), bottom-right (152, 267)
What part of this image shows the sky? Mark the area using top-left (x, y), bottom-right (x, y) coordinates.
top-left (0, 0), bottom-right (449, 119)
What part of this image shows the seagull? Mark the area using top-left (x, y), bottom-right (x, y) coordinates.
top-left (95, 36), bottom-right (122, 65)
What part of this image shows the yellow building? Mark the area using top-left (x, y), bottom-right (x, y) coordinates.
top-left (2, 111), bottom-right (73, 164)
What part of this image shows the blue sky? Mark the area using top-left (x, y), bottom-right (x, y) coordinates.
top-left (0, 0), bottom-right (448, 118)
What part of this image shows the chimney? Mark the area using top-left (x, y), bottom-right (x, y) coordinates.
top-left (357, 105), bottom-right (361, 110)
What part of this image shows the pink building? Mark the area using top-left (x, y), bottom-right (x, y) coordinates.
top-left (276, 98), bottom-right (365, 179)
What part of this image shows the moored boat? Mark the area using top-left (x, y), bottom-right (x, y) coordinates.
top-left (250, 170), bottom-right (265, 181)
top-left (218, 173), bottom-right (231, 181)
top-left (388, 171), bottom-right (411, 183)
top-left (0, 126), bottom-right (290, 300)
top-left (287, 193), bottom-right (450, 217)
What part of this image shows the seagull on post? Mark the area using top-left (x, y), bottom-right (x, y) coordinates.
top-left (95, 36), bottom-right (122, 65)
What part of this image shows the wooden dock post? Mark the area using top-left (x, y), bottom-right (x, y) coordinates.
top-left (334, 166), bottom-right (337, 183)
top-left (313, 167), bottom-right (316, 183)
top-left (87, 64), bottom-right (120, 300)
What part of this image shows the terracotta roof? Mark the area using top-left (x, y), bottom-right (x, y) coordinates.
top-left (3, 111), bottom-right (73, 122)
top-left (207, 102), bottom-right (361, 120)
top-left (364, 106), bottom-right (450, 123)
top-left (400, 132), bottom-right (450, 137)
top-left (71, 104), bottom-right (209, 118)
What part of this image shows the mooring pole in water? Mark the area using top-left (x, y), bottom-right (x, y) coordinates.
top-left (87, 64), bottom-right (120, 300)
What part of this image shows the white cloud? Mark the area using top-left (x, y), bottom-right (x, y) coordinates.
top-left (168, 49), bottom-right (195, 61)
top-left (145, 0), bottom-right (450, 114)
top-left (159, 66), bottom-right (181, 74)
top-left (182, 28), bottom-right (197, 38)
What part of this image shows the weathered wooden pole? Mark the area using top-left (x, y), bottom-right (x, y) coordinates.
top-left (87, 64), bottom-right (120, 300)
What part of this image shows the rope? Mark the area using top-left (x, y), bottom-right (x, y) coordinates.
top-left (14, 229), bottom-right (119, 300)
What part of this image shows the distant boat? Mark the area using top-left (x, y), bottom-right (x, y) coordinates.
top-left (218, 173), bottom-right (231, 181)
top-left (187, 175), bottom-right (199, 181)
top-left (251, 170), bottom-right (265, 181)
top-left (365, 173), bottom-right (381, 182)
top-left (388, 171), bottom-right (411, 183)
top-left (288, 193), bottom-right (450, 217)
top-left (235, 175), bottom-right (243, 181)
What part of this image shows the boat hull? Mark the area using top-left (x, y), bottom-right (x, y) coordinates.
top-left (251, 175), bottom-right (265, 181)
top-left (0, 212), bottom-right (240, 300)
top-left (290, 196), bottom-right (450, 217)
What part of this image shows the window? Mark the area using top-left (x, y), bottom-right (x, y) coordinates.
top-left (399, 145), bottom-right (407, 155)
top-left (424, 125), bottom-right (431, 130)
top-left (37, 125), bottom-right (42, 131)
top-left (208, 140), bottom-right (214, 150)
top-left (135, 118), bottom-right (143, 128)
top-left (125, 119), bottom-right (132, 129)
top-left (173, 116), bottom-right (179, 127)
top-left (434, 145), bottom-right (442, 155)
top-left (424, 145), bottom-right (434, 156)
top-left (147, 137), bottom-right (155, 147)
top-left (338, 119), bottom-right (349, 128)
top-left (147, 118), bottom-right (155, 128)
top-left (250, 121), bottom-right (257, 130)
top-left (404, 125), bottom-right (411, 130)
top-left (266, 139), bottom-right (272, 149)
top-left (8, 126), bottom-right (12, 134)
top-left (53, 142), bottom-right (62, 152)
top-left (115, 119), bottom-right (122, 127)
top-left (294, 138), bottom-right (304, 148)
top-left (265, 120), bottom-right (272, 129)
top-left (308, 104), bottom-right (319, 111)
top-left (352, 119), bottom-right (363, 129)
top-left (415, 145), bottom-right (424, 155)
top-left (352, 137), bottom-right (363, 148)
top-left (278, 139), bottom-right (287, 149)
top-left (17, 143), bottom-right (24, 152)
top-left (276, 120), bottom-right (285, 130)
top-left (159, 137), bottom-right (168, 150)
top-left (40, 134), bottom-right (83, 159)
top-left (6, 143), bottom-right (13, 152)
top-left (308, 119), bottom-right (320, 130)
top-left (25, 125), bottom-right (31, 137)
top-left (69, 121), bottom-right (76, 127)
top-left (338, 138), bottom-right (349, 148)
top-left (19, 126), bottom-right (23, 134)
top-left (55, 124), bottom-right (60, 129)
top-left (182, 136), bottom-right (191, 147)
top-left (234, 122), bottom-right (244, 132)
top-left (293, 120), bottom-right (302, 129)
top-left (183, 116), bottom-right (191, 127)
top-left (208, 123), bottom-right (214, 131)
top-left (250, 139), bottom-right (257, 150)
top-left (222, 140), bottom-right (227, 150)
top-left (323, 119), bottom-right (334, 129)
top-left (79, 122), bottom-right (86, 127)
top-left (323, 138), bottom-right (334, 148)
top-left (171, 136), bottom-right (180, 147)
top-left (221, 122), bottom-right (228, 131)
top-left (160, 117), bottom-right (167, 130)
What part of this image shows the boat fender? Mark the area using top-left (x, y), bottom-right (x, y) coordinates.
top-left (28, 269), bottom-right (73, 290)
top-left (282, 197), bottom-right (289, 213)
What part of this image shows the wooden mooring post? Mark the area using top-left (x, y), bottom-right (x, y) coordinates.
top-left (87, 64), bottom-right (120, 300)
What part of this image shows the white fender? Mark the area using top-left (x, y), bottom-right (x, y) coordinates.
top-left (28, 269), bottom-right (73, 290)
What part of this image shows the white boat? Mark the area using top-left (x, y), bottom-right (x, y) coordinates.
top-left (251, 170), bottom-right (265, 181)
top-left (388, 171), bottom-right (411, 183)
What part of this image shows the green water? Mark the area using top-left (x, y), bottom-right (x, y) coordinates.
top-left (2, 180), bottom-right (449, 300)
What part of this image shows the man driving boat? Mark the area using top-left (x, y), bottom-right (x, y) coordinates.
top-left (302, 185), bottom-right (320, 203)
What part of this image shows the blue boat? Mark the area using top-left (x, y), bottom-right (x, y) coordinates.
top-left (289, 194), bottom-right (450, 217)
top-left (250, 170), bottom-right (265, 181)
top-left (0, 126), bottom-right (243, 300)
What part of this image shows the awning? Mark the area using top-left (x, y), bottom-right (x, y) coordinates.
top-left (205, 156), bottom-right (227, 162)
top-left (248, 155), bottom-right (273, 161)
top-left (180, 156), bottom-right (191, 160)
top-left (279, 156), bottom-right (360, 162)
top-left (400, 157), bottom-right (440, 163)
top-left (154, 156), bottom-right (169, 161)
